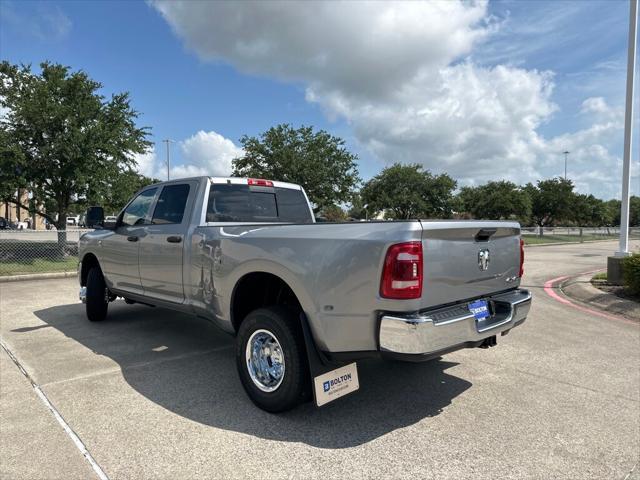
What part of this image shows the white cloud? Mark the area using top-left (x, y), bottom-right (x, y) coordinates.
top-left (153, 0), bottom-right (492, 100)
top-left (134, 130), bottom-right (243, 180)
top-left (1, 2), bottom-right (72, 40)
top-left (152, 0), bottom-right (632, 199)
top-left (580, 97), bottom-right (615, 116)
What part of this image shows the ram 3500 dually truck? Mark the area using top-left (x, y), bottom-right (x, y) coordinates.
top-left (78, 176), bottom-right (531, 412)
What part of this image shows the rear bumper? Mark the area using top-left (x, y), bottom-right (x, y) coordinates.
top-left (379, 289), bottom-right (531, 356)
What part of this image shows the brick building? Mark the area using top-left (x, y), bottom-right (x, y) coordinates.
top-left (1, 189), bottom-right (46, 229)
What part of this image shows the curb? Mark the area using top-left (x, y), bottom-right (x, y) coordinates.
top-left (0, 271), bottom-right (76, 283)
top-left (560, 272), bottom-right (639, 322)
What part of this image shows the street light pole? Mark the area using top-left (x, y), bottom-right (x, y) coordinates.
top-left (616, 0), bottom-right (637, 257)
top-left (562, 151), bottom-right (570, 180)
top-left (163, 139), bottom-right (174, 181)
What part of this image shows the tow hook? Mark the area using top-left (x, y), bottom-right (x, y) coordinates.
top-left (479, 335), bottom-right (497, 348)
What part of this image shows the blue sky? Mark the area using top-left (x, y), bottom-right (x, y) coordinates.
top-left (1, 0), bottom-right (638, 199)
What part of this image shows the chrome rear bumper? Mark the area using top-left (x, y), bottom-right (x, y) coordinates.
top-left (379, 289), bottom-right (531, 356)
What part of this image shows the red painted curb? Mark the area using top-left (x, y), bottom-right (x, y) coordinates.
top-left (543, 270), bottom-right (638, 325)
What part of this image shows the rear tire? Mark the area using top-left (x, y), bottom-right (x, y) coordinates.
top-left (86, 267), bottom-right (108, 322)
top-left (236, 307), bottom-right (308, 412)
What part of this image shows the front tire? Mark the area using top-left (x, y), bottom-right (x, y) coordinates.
top-left (236, 307), bottom-right (308, 412)
top-left (86, 267), bottom-right (108, 322)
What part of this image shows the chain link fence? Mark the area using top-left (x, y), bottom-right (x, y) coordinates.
top-left (0, 229), bottom-right (93, 276)
top-left (1, 226), bottom-right (639, 277)
top-left (521, 226), bottom-right (640, 245)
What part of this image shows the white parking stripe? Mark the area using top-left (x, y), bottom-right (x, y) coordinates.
top-left (1, 340), bottom-right (109, 480)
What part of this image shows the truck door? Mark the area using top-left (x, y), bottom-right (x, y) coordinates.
top-left (100, 187), bottom-right (158, 295)
top-left (138, 182), bottom-right (194, 303)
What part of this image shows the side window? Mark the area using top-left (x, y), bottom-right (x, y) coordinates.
top-left (152, 184), bottom-right (190, 225)
top-left (121, 188), bottom-right (158, 226)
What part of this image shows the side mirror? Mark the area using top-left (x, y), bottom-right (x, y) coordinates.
top-left (85, 206), bottom-right (104, 229)
top-left (103, 217), bottom-right (117, 230)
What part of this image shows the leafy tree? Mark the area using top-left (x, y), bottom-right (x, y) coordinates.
top-left (630, 196), bottom-right (640, 227)
top-left (85, 169), bottom-right (158, 215)
top-left (0, 128), bottom-right (28, 219)
top-left (523, 178), bottom-right (574, 234)
top-left (458, 181), bottom-right (531, 222)
top-left (361, 163), bottom-right (456, 219)
top-left (603, 197), bottom-right (639, 227)
top-left (605, 199), bottom-right (621, 226)
top-left (232, 124), bottom-right (360, 213)
top-left (0, 61), bottom-right (151, 238)
top-left (347, 192), bottom-right (368, 220)
top-left (571, 194), bottom-right (608, 227)
top-left (320, 204), bottom-right (348, 222)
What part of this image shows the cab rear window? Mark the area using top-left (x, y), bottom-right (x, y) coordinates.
top-left (206, 184), bottom-right (312, 223)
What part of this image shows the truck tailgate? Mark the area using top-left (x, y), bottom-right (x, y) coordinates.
top-left (419, 221), bottom-right (521, 309)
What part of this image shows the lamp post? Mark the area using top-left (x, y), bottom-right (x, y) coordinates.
top-left (608, 0), bottom-right (637, 284)
top-left (562, 151), bottom-right (570, 180)
top-left (162, 139), bottom-right (174, 181)
top-left (616, 0), bottom-right (637, 258)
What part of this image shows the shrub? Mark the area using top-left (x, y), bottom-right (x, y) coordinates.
top-left (622, 253), bottom-right (640, 294)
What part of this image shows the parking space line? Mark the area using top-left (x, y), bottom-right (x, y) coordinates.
top-left (0, 340), bottom-right (110, 480)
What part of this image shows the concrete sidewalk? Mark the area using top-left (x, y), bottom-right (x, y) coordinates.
top-left (0, 347), bottom-right (97, 479)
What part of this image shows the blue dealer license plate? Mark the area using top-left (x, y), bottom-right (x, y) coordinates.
top-left (468, 300), bottom-right (490, 320)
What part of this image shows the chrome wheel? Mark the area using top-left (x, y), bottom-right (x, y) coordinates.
top-left (245, 329), bottom-right (286, 392)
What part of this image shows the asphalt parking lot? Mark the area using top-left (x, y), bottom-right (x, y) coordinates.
top-left (1, 240), bottom-right (639, 480)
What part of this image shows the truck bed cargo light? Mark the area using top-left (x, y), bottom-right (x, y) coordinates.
top-left (248, 178), bottom-right (274, 187)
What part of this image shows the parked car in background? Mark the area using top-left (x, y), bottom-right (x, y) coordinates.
top-left (67, 215), bottom-right (80, 226)
top-left (77, 176), bottom-right (531, 412)
top-left (0, 217), bottom-right (7, 229)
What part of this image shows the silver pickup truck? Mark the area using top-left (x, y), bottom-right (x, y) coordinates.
top-left (78, 176), bottom-right (531, 411)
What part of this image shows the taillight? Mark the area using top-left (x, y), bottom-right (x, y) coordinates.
top-left (380, 242), bottom-right (423, 299)
top-left (519, 238), bottom-right (525, 277)
top-left (248, 178), bottom-right (274, 187)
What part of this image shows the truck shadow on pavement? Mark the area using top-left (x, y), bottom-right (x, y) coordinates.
top-left (33, 301), bottom-right (472, 449)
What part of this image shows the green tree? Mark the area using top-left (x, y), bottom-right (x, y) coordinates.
top-left (571, 194), bottom-right (608, 227)
top-left (458, 181), bottom-right (531, 222)
top-left (347, 192), bottom-right (368, 220)
top-left (630, 196), bottom-right (640, 227)
top-left (523, 178), bottom-right (575, 234)
top-left (86, 169), bottom-right (158, 215)
top-left (320, 204), bottom-right (348, 222)
top-left (361, 163), bottom-right (456, 219)
top-left (232, 124), bottom-right (360, 213)
top-left (0, 61), bottom-right (151, 238)
top-left (603, 197), bottom-right (640, 227)
top-left (0, 128), bottom-right (28, 219)
top-left (605, 199), bottom-right (621, 226)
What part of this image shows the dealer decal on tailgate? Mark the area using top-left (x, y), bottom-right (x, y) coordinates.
top-left (313, 362), bottom-right (359, 407)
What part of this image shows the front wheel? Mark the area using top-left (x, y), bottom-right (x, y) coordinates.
top-left (235, 307), bottom-right (309, 412)
top-left (86, 267), bottom-right (108, 322)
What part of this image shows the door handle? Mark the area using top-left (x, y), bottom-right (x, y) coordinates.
top-left (127, 236), bottom-right (138, 242)
top-left (167, 236), bottom-right (182, 243)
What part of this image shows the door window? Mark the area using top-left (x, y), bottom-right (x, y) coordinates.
top-left (121, 188), bottom-right (158, 226)
top-left (152, 184), bottom-right (190, 224)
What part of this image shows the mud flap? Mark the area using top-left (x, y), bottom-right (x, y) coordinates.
top-left (299, 313), bottom-right (360, 407)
